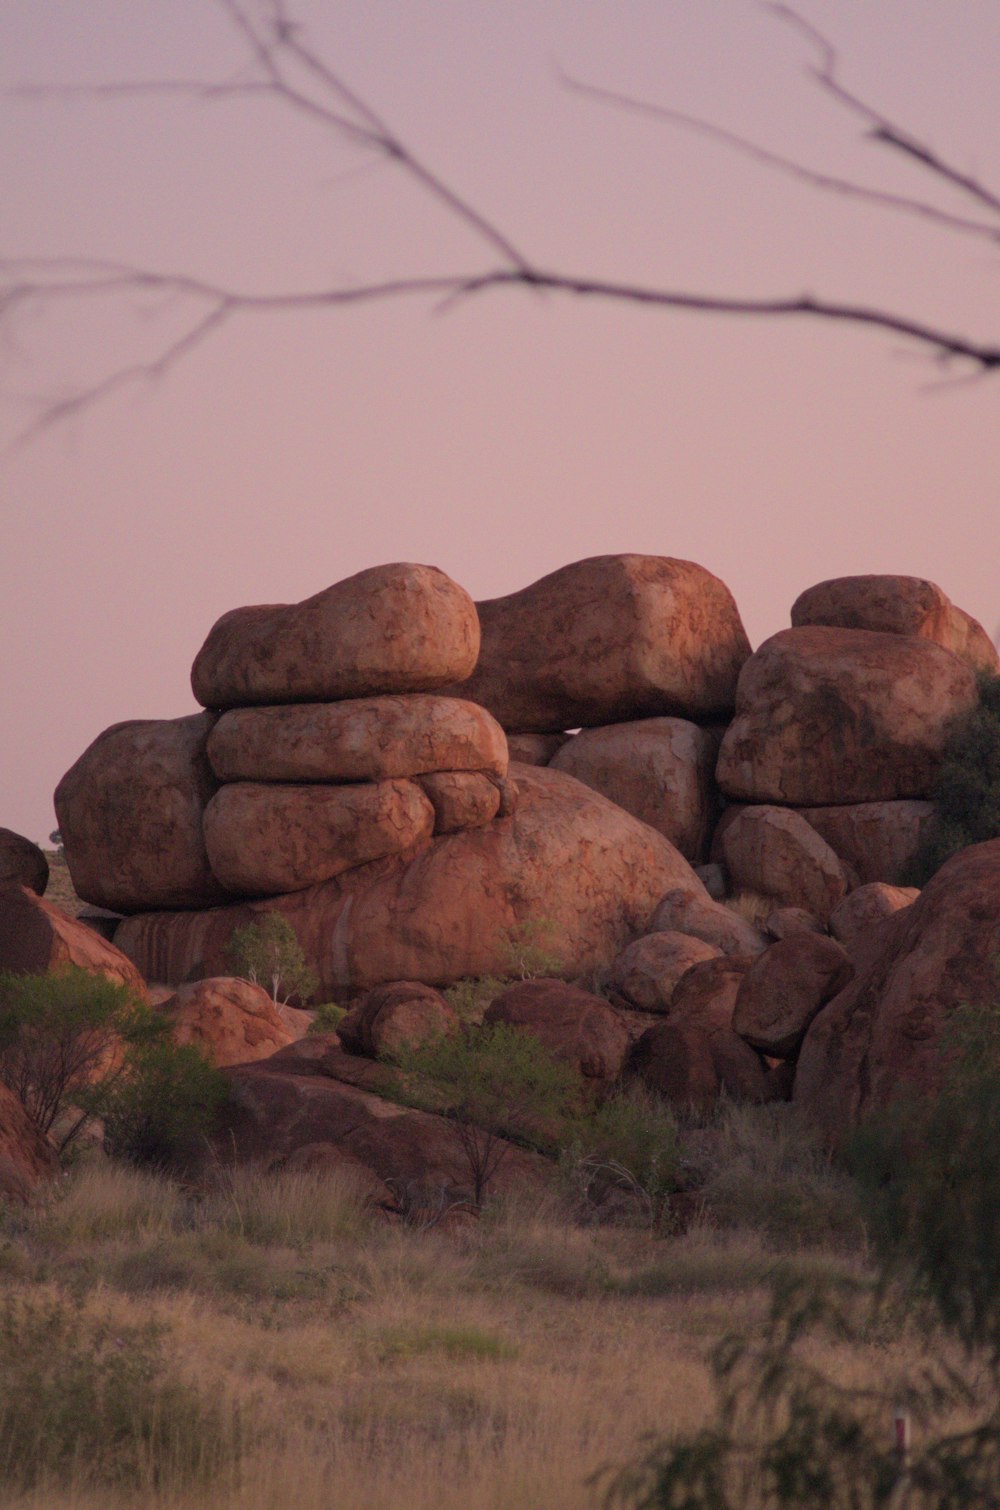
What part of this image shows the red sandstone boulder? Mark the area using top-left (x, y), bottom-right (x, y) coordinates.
top-left (203, 779), bottom-right (436, 896)
top-left (338, 981), bottom-right (458, 1059)
top-left (506, 733), bottom-right (569, 765)
top-left (0, 1083), bottom-right (59, 1203)
top-left (718, 805), bottom-right (850, 923)
top-left (415, 772), bottom-right (502, 833)
top-left (732, 934), bottom-right (854, 1059)
top-left (446, 556), bottom-right (751, 731)
top-left (55, 713), bottom-right (226, 913)
top-left (192, 563), bottom-right (479, 708)
top-left (484, 978), bottom-right (630, 1081)
top-left (828, 882), bottom-right (919, 952)
top-left (716, 627), bottom-right (978, 804)
top-left (550, 717), bottom-right (720, 860)
top-left (206, 695), bottom-right (507, 783)
top-left (631, 1021), bottom-right (719, 1112)
top-left (794, 840), bottom-right (1000, 1143)
top-left (797, 801), bottom-right (934, 886)
top-left (666, 954), bottom-right (753, 1033)
top-left (608, 932), bottom-right (721, 1014)
top-left (764, 907), bottom-right (826, 941)
top-left (791, 575), bottom-right (999, 675)
top-left (0, 830), bottom-right (48, 896)
top-left (0, 884), bottom-right (147, 998)
top-left (647, 888), bottom-right (769, 957)
top-left (159, 976), bottom-right (293, 1067)
top-left (117, 765), bottom-right (708, 997)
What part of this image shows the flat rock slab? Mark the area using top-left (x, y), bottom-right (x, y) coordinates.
top-left (207, 695), bottom-right (508, 783)
top-left (191, 563), bottom-right (479, 708)
top-left (550, 717), bottom-right (720, 861)
top-left (716, 626), bottom-right (978, 804)
top-left (791, 575), bottom-right (999, 675)
top-left (445, 555), bottom-right (750, 731)
top-left (117, 764), bottom-right (708, 999)
top-left (55, 713), bottom-right (226, 913)
top-left (203, 779), bottom-right (436, 895)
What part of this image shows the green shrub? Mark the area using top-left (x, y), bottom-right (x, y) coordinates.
top-left (225, 913), bottom-right (318, 1005)
top-left (92, 1040), bottom-right (229, 1170)
top-left (393, 1023), bottom-right (583, 1207)
top-left (0, 1294), bottom-right (241, 1492)
top-left (565, 1086), bottom-right (680, 1225)
top-left (307, 1000), bottom-right (345, 1034)
top-left (906, 671), bottom-right (1000, 884)
top-left (0, 966), bottom-right (160, 1152)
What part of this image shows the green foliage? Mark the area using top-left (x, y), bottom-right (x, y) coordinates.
top-left (906, 672), bottom-right (1000, 884)
top-left (606, 996), bottom-right (1000, 1507)
top-left (442, 974), bottom-right (507, 1025)
top-left (307, 1001), bottom-right (345, 1034)
top-left (0, 966), bottom-right (159, 1151)
top-left (0, 1293), bottom-right (240, 1492)
top-left (225, 913), bottom-right (318, 1005)
top-left (394, 1023), bottom-right (583, 1207)
top-left (565, 1086), bottom-right (680, 1226)
top-left (500, 918), bottom-right (563, 980)
top-left (91, 1039), bottom-right (229, 1170)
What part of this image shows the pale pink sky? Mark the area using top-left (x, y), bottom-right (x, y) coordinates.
top-left (3, 1), bottom-right (999, 845)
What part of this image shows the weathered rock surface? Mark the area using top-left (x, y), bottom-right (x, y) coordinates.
top-left (446, 555), bottom-right (751, 731)
top-left (192, 563), bottom-right (479, 709)
top-left (202, 779), bottom-right (436, 896)
top-left (0, 1082), bottom-right (59, 1203)
top-left (506, 733), bottom-right (569, 766)
top-left (666, 955), bottom-right (753, 1034)
top-left (207, 695), bottom-right (507, 784)
top-left (0, 884), bottom-right (148, 998)
top-left (484, 978), bottom-right (630, 1081)
top-left (718, 805), bottom-right (850, 922)
top-left (716, 627), bottom-right (978, 804)
top-left (764, 907), bottom-right (826, 941)
top-left (550, 717), bottom-right (720, 860)
top-left (732, 934), bottom-right (854, 1059)
top-left (608, 931), bottom-right (721, 1014)
top-left (797, 801), bottom-right (934, 886)
top-left (55, 713), bottom-right (226, 913)
top-left (791, 575), bottom-right (999, 675)
top-left (117, 765), bottom-right (708, 997)
top-left (646, 888), bottom-right (768, 957)
top-left (338, 981), bottom-right (458, 1060)
top-left (827, 882), bottom-right (920, 952)
top-left (0, 829), bottom-right (48, 896)
top-left (794, 840), bottom-right (1000, 1143)
top-left (159, 976), bottom-right (293, 1066)
top-left (416, 772), bottom-right (502, 833)
top-left (630, 1019), bottom-right (767, 1109)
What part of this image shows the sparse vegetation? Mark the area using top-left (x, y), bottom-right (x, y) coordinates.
top-left (225, 913), bottom-right (318, 1006)
top-left (91, 1038), bottom-right (230, 1170)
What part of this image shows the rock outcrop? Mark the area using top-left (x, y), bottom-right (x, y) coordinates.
top-left (791, 574), bottom-right (999, 675)
top-left (484, 979), bottom-right (630, 1082)
top-left (158, 976), bottom-right (294, 1066)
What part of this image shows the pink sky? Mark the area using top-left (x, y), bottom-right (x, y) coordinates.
top-left (3, 0), bottom-right (999, 845)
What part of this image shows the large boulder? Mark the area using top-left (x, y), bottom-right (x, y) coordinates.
top-left (0, 1083), bottom-right (59, 1203)
top-left (631, 1020), bottom-right (768, 1110)
top-left (716, 627), bottom-right (978, 804)
top-left (732, 934), bottom-right (853, 1059)
top-left (550, 717), bottom-right (720, 860)
top-left (827, 882), bottom-right (919, 953)
top-left (202, 779), bottom-right (436, 896)
top-left (797, 801), bottom-right (935, 886)
top-left (646, 888), bottom-right (768, 957)
top-left (191, 563), bottom-right (479, 708)
top-left (666, 954), bottom-right (754, 1033)
top-left (206, 695), bottom-right (507, 783)
top-left (484, 978), bottom-right (630, 1082)
top-left (794, 840), bottom-right (1000, 1143)
top-left (116, 764), bottom-right (708, 998)
top-left (791, 575), bottom-right (999, 675)
top-left (158, 976), bottom-right (294, 1067)
top-left (445, 556), bottom-right (750, 731)
top-left (0, 884), bottom-right (147, 998)
top-left (0, 830), bottom-right (48, 896)
top-left (608, 932), bottom-right (721, 1014)
top-left (54, 713), bottom-right (226, 913)
top-left (718, 805), bottom-right (850, 923)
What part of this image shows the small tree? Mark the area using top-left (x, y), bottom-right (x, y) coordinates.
top-left (0, 966), bottom-right (159, 1152)
top-left (225, 913), bottom-right (318, 1005)
top-left (395, 1024), bottom-right (582, 1208)
top-left (92, 1039), bottom-right (230, 1170)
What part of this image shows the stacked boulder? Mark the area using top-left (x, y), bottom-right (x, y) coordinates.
top-left (56, 560), bottom-right (712, 999)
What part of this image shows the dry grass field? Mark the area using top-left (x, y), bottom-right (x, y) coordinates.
top-left (0, 1101), bottom-right (925, 1510)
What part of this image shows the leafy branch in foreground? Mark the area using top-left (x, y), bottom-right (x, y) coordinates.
top-left (5, 0), bottom-right (1000, 448)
